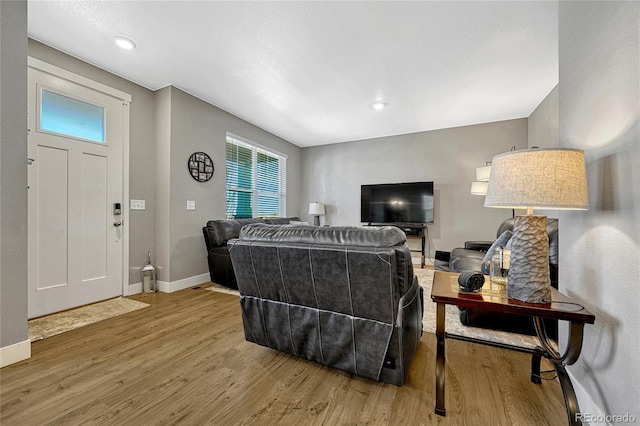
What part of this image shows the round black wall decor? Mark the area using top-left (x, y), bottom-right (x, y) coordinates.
top-left (188, 152), bottom-right (214, 182)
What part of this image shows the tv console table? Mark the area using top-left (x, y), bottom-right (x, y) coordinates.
top-left (366, 223), bottom-right (427, 268)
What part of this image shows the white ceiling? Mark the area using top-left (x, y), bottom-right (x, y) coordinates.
top-left (27, 1), bottom-right (558, 147)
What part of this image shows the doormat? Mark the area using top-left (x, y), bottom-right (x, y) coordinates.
top-left (29, 297), bottom-right (149, 342)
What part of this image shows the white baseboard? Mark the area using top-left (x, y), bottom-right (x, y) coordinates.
top-left (0, 339), bottom-right (31, 368)
top-left (128, 281), bottom-right (143, 295)
top-left (157, 273), bottom-right (210, 293)
top-left (127, 273), bottom-right (209, 294)
top-left (568, 370), bottom-right (608, 425)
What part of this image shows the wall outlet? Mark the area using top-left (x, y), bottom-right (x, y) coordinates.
top-left (131, 199), bottom-right (145, 210)
top-left (187, 200), bottom-right (196, 211)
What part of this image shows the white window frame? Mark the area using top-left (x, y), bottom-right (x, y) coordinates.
top-left (226, 133), bottom-right (287, 219)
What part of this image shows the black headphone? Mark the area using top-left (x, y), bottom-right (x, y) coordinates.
top-left (458, 271), bottom-right (485, 293)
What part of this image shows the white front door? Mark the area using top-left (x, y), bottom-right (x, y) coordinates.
top-left (27, 60), bottom-right (130, 318)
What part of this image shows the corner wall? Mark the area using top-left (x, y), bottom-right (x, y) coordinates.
top-left (154, 87), bottom-right (172, 282)
top-left (300, 119), bottom-right (527, 259)
top-left (559, 1), bottom-right (639, 420)
top-left (159, 86), bottom-right (303, 285)
top-left (0, 0), bottom-right (29, 364)
top-left (528, 85), bottom-right (559, 149)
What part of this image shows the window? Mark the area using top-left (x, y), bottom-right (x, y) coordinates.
top-left (40, 89), bottom-right (105, 143)
top-left (226, 134), bottom-right (287, 219)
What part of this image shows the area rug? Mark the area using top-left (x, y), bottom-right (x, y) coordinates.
top-left (205, 283), bottom-right (241, 296)
top-left (415, 268), bottom-right (541, 349)
top-left (29, 297), bottom-right (149, 342)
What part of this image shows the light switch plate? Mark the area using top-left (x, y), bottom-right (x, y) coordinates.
top-left (131, 199), bottom-right (145, 210)
top-left (187, 200), bottom-right (196, 211)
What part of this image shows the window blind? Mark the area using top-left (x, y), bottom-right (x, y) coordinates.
top-left (226, 134), bottom-right (286, 219)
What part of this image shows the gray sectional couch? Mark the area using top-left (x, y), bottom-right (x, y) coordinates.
top-left (202, 217), bottom-right (300, 289)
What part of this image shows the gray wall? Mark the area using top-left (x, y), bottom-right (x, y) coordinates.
top-left (300, 119), bottom-right (527, 259)
top-left (559, 1), bottom-right (639, 417)
top-left (164, 87), bottom-right (302, 282)
top-left (528, 85), bottom-right (559, 149)
top-left (0, 0), bottom-right (28, 348)
top-left (28, 40), bottom-right (157, 286)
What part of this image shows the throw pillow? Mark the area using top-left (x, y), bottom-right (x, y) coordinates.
top-left (481, 230), bottom-right (513, 274)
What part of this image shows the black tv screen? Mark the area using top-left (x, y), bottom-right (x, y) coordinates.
top-left (361, 181), bottom-right (434, 225)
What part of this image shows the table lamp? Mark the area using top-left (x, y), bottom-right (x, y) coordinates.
top-left (484, 148), bottom-right (588, 303)
top-left (308, 202), bottom-right (325, 226)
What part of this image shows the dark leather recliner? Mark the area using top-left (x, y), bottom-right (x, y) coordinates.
top-left (228, 224), bottom-right (423, 386)
top-left (202, 217), bottom-right (300, 289)
top-left (438, 218), bottom-right (559, 336)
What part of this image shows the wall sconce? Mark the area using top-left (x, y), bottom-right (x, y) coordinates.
top-left (470, 181), bottom-right (489, 195)
top-left (476, 164), bottom-right (492, 182)
top-left (470, 162), bottom-right (491, 195)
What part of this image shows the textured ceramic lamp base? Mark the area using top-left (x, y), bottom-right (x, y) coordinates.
top-left (508, 215), bottom-right (551, 303)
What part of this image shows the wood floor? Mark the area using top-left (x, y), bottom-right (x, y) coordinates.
top-left (1, 285), bottom-right (565, 425)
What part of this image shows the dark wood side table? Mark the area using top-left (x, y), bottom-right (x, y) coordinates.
top-left (431, 271), bottom-right (595, 426)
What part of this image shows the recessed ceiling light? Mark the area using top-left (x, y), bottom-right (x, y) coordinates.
top-left (372, 101), bottom-right (387, 110)
top-left (114, 36), bottom-right (136, 50)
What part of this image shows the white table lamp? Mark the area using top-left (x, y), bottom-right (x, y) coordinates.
top-left (308, 202), bottom-right (325, 226)
top-left (484, 148), bottom-right (588, 303)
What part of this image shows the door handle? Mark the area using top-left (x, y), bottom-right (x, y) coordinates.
top-left (114, 221), bottom-right (122, 227)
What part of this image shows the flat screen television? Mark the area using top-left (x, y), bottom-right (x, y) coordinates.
top-left (361, 181), bottom-right (434, 225)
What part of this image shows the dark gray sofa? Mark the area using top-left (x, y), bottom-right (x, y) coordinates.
top-left (228, 224), bottom-right (423, 386)
top-left (202, 217), bottom-right (300, 289)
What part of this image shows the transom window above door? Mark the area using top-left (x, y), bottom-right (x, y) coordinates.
top-left (39, 88), bottom-right (106, 143)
